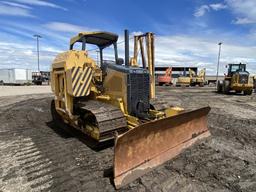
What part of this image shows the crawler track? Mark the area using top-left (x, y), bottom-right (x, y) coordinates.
top-left (76, 100), bottom-right (127, 141)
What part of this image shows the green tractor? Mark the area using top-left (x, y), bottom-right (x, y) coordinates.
top-left (217, 63), bottom-right (253, 95)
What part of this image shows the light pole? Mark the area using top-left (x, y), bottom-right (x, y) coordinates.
top-left (33, 34), bottom-right (42, 72)
top-left (216, 42), bottom-right (222, 86)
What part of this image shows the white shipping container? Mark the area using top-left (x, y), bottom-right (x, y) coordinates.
top-left (26, 69), bottom-right (32, 81)
top-left (0, 69), bottom-right (32, 84)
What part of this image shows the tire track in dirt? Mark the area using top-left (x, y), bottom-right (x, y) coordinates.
top-left (0, 97), bottom-right (114, 192)
top-left (0, 88), bottom-right (256, 191)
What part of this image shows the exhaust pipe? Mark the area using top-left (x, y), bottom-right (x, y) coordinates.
top-left (124, 29), bottom-right (129, 67)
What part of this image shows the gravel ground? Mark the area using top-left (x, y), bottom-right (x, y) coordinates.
top-left (0, 86), bottom-right (51, 97)
top-left (0, 86), bottom-right (256, 192)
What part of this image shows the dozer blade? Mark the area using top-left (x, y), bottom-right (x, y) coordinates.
top-left (114, 106), bottom-right (211, 189)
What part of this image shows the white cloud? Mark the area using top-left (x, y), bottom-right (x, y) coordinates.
top-left (194, 3), bottom-right (227, 17)
top-left (209, 3), bottom-right (227, 11)
top-left (11, 0), bottom-right (67, 11)
top-left (0, 20), bottom-right (96, 71)
top-left (1, 21), bottom-right (71, 44)
top-left (0, 41), bottom-right (56, 71)
top-left (194, 1), bottom-right (256, 25)
top-left (131, 31), bottom-right (144, 36)
top-left (233, 18), bottom-right (255, 25)
top-left (152, 35), bottom-right (256, 74)
top-left (115, 33), bottom-right (256, 74)
top-left (0, 25), bottom-right (256, 75)
top-left (0, 4), bottom-right (34, 17)
top-left (1, 1), bottom-right (32, 9)
top-left (44, 22), bottom-right (97, 33)
top-left (193, 1), bottom-right (256, 25)
top-left (0, 0), bottom-right (67, 18)
top-left (194, 5), bottom-right (210, 17)
top-left (226, 0), bottom-right (256, 25)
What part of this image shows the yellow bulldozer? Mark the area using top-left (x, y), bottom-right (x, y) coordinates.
top-left (51, 30), bottom-right (210, 189)
top-left (217, 63), bottom-right (253, 95)
top-left (176, 68), bottom-right (205, 87)
top-left (190, 68), bottom-right (206, 86)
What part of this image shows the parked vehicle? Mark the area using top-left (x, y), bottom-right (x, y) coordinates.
top-left (157, 67), bottom-right (172, 86)
top-left (0, 68), bottom-right (32, 85)
top-left (217, 63), bottom-right (253, 95)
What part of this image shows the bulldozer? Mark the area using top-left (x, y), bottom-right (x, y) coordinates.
top-left (217, 63), bottom-right (253, 95)
top-left (175, 68), bottom-right (190, 87)
top-left (190, 68), bottom-right (206, 87)
top-left (50, 30), bottom-right (210, 189)
top-left (176, 68), bottom-right (205, 87)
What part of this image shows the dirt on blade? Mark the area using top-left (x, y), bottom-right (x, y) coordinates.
top-left (0, 86), bottom-right (256, 192)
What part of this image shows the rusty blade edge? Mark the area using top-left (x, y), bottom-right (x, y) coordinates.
top-left (114, 131), bottom-right (211, 189)
top-left (116, 106), bottom-right (211, 142)
top-left (114, 129), bottom-right (207, 177)
top-left (114, 107), bottom-right (210, 174)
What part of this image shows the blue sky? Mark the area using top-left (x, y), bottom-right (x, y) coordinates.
top-left (0, 0), bottom-right (256, 75)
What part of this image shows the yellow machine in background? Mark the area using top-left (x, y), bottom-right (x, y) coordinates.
top-left (176, 76), bottom-right (191, 87)
top-left (252, 75), bottom-right (256, 93)
top-left (176, 68), bottom-right (205, 87)
top-left (190, 68), bottom-right (206, 86)
top-left (217, 63), bottom-right (253, 95)
top-left (51, 30), bottom-right (210, 188)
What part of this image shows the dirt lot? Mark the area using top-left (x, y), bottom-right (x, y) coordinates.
top-left (0, 86), bottom-right (256, 192)
top-left (0, 86), bottom-right (51, 97)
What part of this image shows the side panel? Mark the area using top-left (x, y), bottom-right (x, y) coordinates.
top-left (66, 66), bottom-right (92, 97)
top-left (103, 64), bottom-right (150, 117)
top-left (103, 68), bottom-right (128, 111)
top-left (51, 71), bottom-right (55, 92)
top-left (26, 69), bottom-right (32, 81)
top-left (9, 69), bottom-right (15, 83)
top-left (14, 69), bottom-right (27, 81)
top-left (0, 69), bottom-right (10, 83)
top-left (52, 69), bottom-right (73, 116)
top-left (176, 77), bottom-right (191, 86)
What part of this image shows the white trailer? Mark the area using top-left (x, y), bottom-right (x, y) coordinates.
top-left (0, 69), bottom-right (32, 85)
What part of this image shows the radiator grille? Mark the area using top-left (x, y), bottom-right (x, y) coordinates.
top-left (239, 74), bottom-right (248, 84)
top-left (127, 72), bottom-right (150, 117)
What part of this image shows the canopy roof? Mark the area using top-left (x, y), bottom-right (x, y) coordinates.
top-left (70, 31), bottom-right (118, 48)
